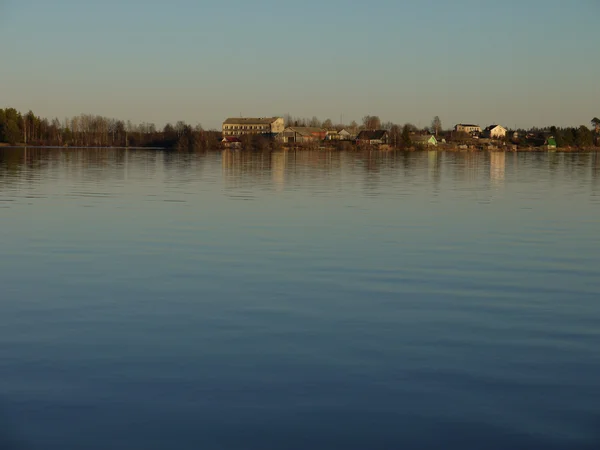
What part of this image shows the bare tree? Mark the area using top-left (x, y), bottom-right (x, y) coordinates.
top-left (403, 123), bottom-right (418, 133)
top-left (362, 115), bottom-right (381, 130)
top-left (309, 116), bottom-right (321, 128)
top-left (390, 124), bottom-right (402, 148)
top-left (431, 116), bottom-right (442, 137)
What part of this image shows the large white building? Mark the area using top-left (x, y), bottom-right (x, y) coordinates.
top-left (222, 117), bottom-right (284, 137)
top-left (454, 124), bottom-right (482, 135)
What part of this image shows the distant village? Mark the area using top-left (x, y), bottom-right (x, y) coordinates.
top-left (221, 116), bottom-right (600, 151)
top-left (1, 106), bottom-right (598, 151)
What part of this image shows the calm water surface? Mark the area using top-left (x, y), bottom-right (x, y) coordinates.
top-left (1, 148), bottom-right (599, 449)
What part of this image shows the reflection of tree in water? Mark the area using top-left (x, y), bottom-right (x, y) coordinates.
top-left (402, 151), bottom-right (417, 174)
top-left (363, 150), bottom-right (381, 174)
top-left (448, 152), bottom-right (486, 183)
top-left (162, 150), bottom-right (209, 184)
top-left (361, 150), bottom-right (382, 196)
top-left (280, 150), bottom-right (343, 193)
top-left (548, 151), bottom-right (560, 178)
top-left (1, 148), bottom-right (166, 190)
top-left (592, 152), bottom-right (600, 192)
top-left (564, 153), bottom-right (592, 180)
top-left (0, 148), bottom-right (25, 178)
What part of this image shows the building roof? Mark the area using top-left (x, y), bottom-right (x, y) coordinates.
top-left (485, 124), bottom-right (505, 131)
top-left (357, 130), bottom-right (388, 140)
top-left (284, 127), bottom-right (325, 136)
top-left (456, 123), bottom-right (480, 128)
top-left (223, 117), bottom-right (281, 125)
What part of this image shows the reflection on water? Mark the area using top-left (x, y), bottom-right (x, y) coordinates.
top-left (3, 148), bottom-right (600, 199)
top-left (490, 152), bottom-right (505, 186)
top-left (1, 148), bottom-right (600, 450)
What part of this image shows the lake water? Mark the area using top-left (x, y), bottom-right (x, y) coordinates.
top-left (1, 148), bottom-right (599, 450)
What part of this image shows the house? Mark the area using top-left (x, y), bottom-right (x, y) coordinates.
top-left (484, 125), bottom-right (507, 139)
top-left (338, 129), bottom-right (353, 140)
top-left (222, 117), bottom-right (285, 137)
top-left (277, 127), bottom-right (327, 144)
top-left (356, 130), bottom-right (389, 145)
top-left (325, 130), bottom-right (339, 140)
top-left (221, 136), bottom-right (242, 149)
top-left (412, 135), bottom-right (438, 147)
top-left (547, 136), bottom-right (557, 149)
top-left (454, 124), bottom-right (482, 135)
top-left (326, 129), bottom-right (354, 141)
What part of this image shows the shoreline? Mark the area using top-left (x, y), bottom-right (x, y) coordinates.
top-left (1, 144), bottom-right (598, 153)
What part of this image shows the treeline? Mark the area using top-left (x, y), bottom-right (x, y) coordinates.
top-left (283, 113), bottom-right (427, 135)
top-left (283, 114), bottom-right (360, 132)
top-left (547, 126), bottom-right (595, 148)
top-left (2, 107), bottom-right (599, 151)
top-left (0, 107), bottom-right (221, 150)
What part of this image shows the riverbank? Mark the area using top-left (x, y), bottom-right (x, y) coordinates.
top-left (1, 143), bottom-right (598, 152)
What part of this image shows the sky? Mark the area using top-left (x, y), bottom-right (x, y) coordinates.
top-left (0, 0), bottom-right (598, 130)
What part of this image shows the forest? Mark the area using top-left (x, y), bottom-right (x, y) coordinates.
top-left (0, 108), bottom-right (221, 150)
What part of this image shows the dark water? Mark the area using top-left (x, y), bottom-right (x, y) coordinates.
top-left (1, 148), bottom-right (599, 450)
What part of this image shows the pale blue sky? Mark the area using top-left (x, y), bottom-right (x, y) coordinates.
top-left (1, 0), bottom-right (598, 129)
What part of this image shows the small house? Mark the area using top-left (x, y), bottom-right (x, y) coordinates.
top-left (326, 130), bottom-right (339, 140)
top-left (356, 130), bottom-right (389, 145)
top-left (278, 127), bottom-right (327, 144)
top-left (484, 125), bottom-right (507, 139)
top-left (326, 129), bottom-right (354, 141)
top-left (338, 129), bottom-right (353, 140)
top-left (412, 135), bottom-right (438, 147)
top-left (222, 136), bottom-right (241, 148)
top-left (547, 136), bottom-right (557, 149)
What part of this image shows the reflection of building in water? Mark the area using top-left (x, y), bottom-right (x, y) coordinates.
top-left (490, 152), bottom-right (505, 185)
top-left (427, 151), bottom-right (437, 179)
top-left (290, 150), bottom-right (341, 173)
top-left (221, 149), bottom-right (272, 191)
top-left (271, 151), bottom-right (287, 191)
top-left (428, 151), bottom-right (442, 189)
top-left (452, 152), bottom-right (482, 182)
